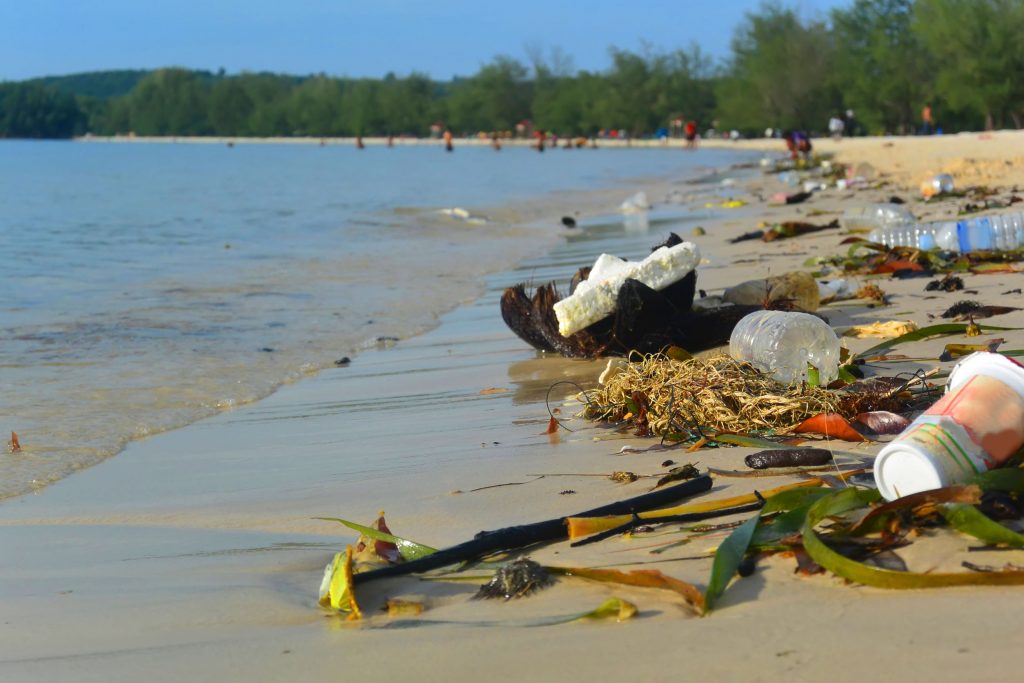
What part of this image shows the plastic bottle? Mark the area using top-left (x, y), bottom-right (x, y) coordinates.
top-left (920, 173), bottom-right (954, 198)
top-left (728, 310), bottom-right (840, 385)
top-left (932, 213), bottom-right (1024, 252)
top-left (867, 223), bottom-right (942, 249)
top-left (874, 352), bottom-right (1024, 501)
top-left (841, 203), bottom-right (916, 234)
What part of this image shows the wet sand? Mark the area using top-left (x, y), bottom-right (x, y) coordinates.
top-left (5, 136), bottom-right (1024, 681)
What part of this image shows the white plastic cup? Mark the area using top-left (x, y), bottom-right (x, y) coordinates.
top-left (873, 352), bottom-right (1024, 501)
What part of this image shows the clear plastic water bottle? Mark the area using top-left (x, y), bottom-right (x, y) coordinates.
top-left (729, 310), bottom-right (841, 385)
top-left (842, 203), bottom-right (916, 234)
top-left (867, 223), bottom-right (941, 249)
top-left (933, 212), bottom-right (1024, 252)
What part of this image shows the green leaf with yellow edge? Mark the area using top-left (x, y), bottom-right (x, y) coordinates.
top-left (316, 517), bottom-right (438, 561)
top-left (940, 504), bottom-right (1024, 547)
top-left (703, 512), bottom-right (760, 612)
top-left (572, 597), bottom-right (638, 623)
top-left (802, 489), bottom-right (1024, 588)
top-left (854, 323), bottom-right (1020, 362)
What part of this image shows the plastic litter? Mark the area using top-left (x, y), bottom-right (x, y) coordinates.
top-left (620, 191), bottom-right (650, 213)
top-left (920, 173), bottom-right (954, 198)
top-left (553, 241), bottom-right (700, 337)
top-left (874, 352), bottom-right (1024, 501)
top-left (728, 310), bottom-right (841, 385)
top-left (869, 212), bottom-right (1024, 251)
top-left (841, 203), bottom-right (916, 234)
top-left (723, 271), bottom-right (820, 312)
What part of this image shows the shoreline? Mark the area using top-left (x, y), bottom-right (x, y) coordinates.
top-left (5, 135), bottom-right (1024, 680)
top-left (0, 143), bottom-right (756, 502)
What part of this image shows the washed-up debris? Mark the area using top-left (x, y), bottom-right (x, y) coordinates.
top-left (745, 448), bottom-right (832, 469)
top-left (324, 476), bottom-right (713, 596)
top-left (474, 559), bottom-right (553, 600)
top-left (561, 216), bottom-right (577, 228)
top-left (843, 320), bottom-right (918, 339)
top-left (874, 352), bottom-right (1024, 500)
top-left (8, 432), bottom-right (20, 453)
top-left (723, 272), bottom-right (820, 312)
top-left (581, 354), bottom-right (901, 441)
top-left (926, 274), bottom-right (964, 292)
top-left (730, 221), bottom-right (839, 244)
top-left (501, 234), bottom-right (760, 358)
top-left (621, 191), bottom-right (650, 213)
top-left (769, 191), bottom-right (812, 205)
top-left (941, 300), bottom-right (1020, 320)
top-left (763, 220), bottom-right (839, 241)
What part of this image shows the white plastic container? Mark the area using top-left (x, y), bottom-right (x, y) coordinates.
top-left (873, 352), bottom-right (1024, 501)
top-left (553, 241), bottom-right (700, 337)
top-left (728, 310), bottom-right (840, 385)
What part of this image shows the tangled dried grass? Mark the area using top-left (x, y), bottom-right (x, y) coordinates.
top-left (582, 353), bottom-right (853, 437)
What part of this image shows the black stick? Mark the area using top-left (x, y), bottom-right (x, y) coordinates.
top-left (569, 496), bottom-right (766, 547)
top-left (352, 474), bottom-right (713, 585)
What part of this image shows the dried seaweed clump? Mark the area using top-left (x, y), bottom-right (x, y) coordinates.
top-left (474, 558), bottom-right (553, 600)
top-left (582, 354), bottom-right (849, 437)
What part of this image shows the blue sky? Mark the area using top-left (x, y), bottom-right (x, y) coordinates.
top-left (2, 0), bottom-right (848, 81)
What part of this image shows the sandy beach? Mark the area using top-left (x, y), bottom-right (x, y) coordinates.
top-left (5, 132), bottom-right (1024, 681)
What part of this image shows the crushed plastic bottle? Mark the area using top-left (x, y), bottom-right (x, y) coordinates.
top-left (841, 203), bottom-right (916, 234)
top-left (729, 310), bottom-right (840, 385)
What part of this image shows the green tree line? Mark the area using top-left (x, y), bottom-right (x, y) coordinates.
top-left (3, 0), bottom-right (1023, 139)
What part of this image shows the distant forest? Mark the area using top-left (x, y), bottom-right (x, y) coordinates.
top-left (3, 0), bottom-right (1024, 140)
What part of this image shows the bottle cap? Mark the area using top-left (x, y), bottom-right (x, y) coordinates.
top-left (874, 439), bottom-right (948, 501)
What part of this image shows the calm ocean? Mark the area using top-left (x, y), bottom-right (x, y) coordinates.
top-left (0, 140), bottom-right (754, 499)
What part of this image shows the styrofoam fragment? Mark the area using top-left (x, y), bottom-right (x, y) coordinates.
top-left (553, 241), bottom-right (700, 336)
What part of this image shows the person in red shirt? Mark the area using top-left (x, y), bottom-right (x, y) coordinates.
top-left (684, 120), bottom-right (698, 149)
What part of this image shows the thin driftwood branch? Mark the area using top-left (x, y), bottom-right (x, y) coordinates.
top-left (352, 474), bottom-right (714, 585)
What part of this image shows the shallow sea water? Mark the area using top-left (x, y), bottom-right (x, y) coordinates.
top-left (0, 140), bottom-right (754, 499)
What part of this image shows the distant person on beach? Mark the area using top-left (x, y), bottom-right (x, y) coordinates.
top-left (783, 130), bottom-right (812, 160)
top-left (921, 104), bottom-right (934, 135)
top-left (684, 120), bottom-right (698, 149)
top-left (844, 109), bottom-right (857, 137)
top-left (828, 114), bottom-right (845, 139)
top-left (491, 132), bottom-right (502, 151)
top-left (356, 136), bottom-right (365, 149)
top-left (443, 129), bottom-right (454, 152)
top-left (387, 135), bottom-right (394, 147)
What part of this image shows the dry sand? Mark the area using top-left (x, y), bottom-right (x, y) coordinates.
top-left (4, 133), bottom-right (1024, 682)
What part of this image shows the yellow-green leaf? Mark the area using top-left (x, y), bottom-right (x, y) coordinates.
top-left (316, 517), bottom-right (438, 561)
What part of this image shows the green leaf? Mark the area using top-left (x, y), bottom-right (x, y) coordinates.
top-left (760, 486), bottom-right (832, 514)
top-left (854, 323), bottom-right (1021, 361)
top-left (316, 517), bottom-right (438, 561)
top-left (940, 504), bottom-right (1024, 547)
top-left (570, 596), bottom-right (638, 623)
top-left (801, 490), bottom-right (1024, 588)
top-left (972, 468), bottom-right (1024, 493)
top-left (710, 433), bottom-right (800, 449)
top-left (704, 512), bottom-right (761, 612)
